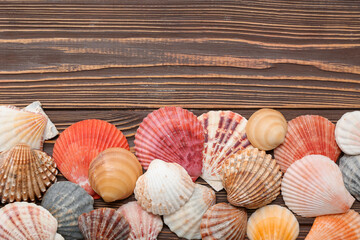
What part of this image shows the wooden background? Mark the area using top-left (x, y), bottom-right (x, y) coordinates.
top-left (1, 0), bottom-right (360, 239)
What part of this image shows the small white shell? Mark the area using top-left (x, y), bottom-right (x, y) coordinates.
top-left (335, 111), bottom-right (360, 155)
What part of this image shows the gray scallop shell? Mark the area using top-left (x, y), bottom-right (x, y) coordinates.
top-left (339, 154), bottom-right (360, 201)
top-left (41, 181), bottom-right (94, 240)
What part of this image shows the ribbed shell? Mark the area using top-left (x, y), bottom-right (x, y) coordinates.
top-left (200, 203), bottom-right (247, 240)
top-left (0, 143), bottom-right (58, 203)
top-left (222, 148), bottom-right (282, 209)
top-left (78, 208), bottom-right (130, 240)
top-left (117, 201), bottom-right (163, 240)
top-left (274, 115), bottom-right (341, 172)
top-left (41, 181), bottom-right (94, 240)
top-left (198, 111), bottom-right (251, 191)
top-left (134, 159), bottom-right (195, 215)
top-left (339, 155), bottom-right (360, 201)
top-left (164, 184), bottom-right (216, 239)
top-left (335, 111), bottom-right (360, 155)
top-left (305, 210), bottom-right (360, 240)
top-left (247, 205), bottom-right (299, 240)
top-left (282, 155), bottom-right (355, 217)
top-left (135, 107), bottom-right (204, 181)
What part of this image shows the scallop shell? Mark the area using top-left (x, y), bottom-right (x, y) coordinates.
top-left (200, 203), bottom-right (247, 240)
top-left (135, 107), bottom-right (204, 181)
top-left (41, 181), bottom-right (94, 240)
top-left (89, 148), bottom-right (142, 202)
top-left (164, 184), bottom-right (216, 239)
top-left (117, 201), bottom-right (163, 240)
top-left (339, 154), bottom-right (360, 201)
top-left (134, 159), bottom-right (195, 215)
top-left (274, 115), bottom-right (341, 172)
top-left (0, 202), bottom-right (63, 240)
top-left (305, 210), bottom-right (360, 240)
top-left (222, 148), bottom-right (282, 209)
top-left (281, 154), bottom-right (355, 217)
top-left (53, 119), bottom-right (129, 198)
top-left (247, 205), bottom-right (299, 240)
top-left (246, 108), bottom-right (287, 151)
top-left (78, 208), bottom-right (130, 240)
top-left (198, 111), bottom-right (251, 191)
top-left (0, 143), bottom-right (58, 203)
top-left (335, 111), bottom-right (360, 155)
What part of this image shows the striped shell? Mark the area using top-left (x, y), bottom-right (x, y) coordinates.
top-left (339, 154), bottom-right (360, 201)
top-left (335, 111), bottom-right (360, 155)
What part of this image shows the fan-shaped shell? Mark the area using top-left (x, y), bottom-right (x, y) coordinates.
top-left (247, 205), bottom-right (299, 240)
top-left (281, 154), bottom-right (354, 217)
top-left (0, 202), bottom-right (62, 240)
top-left (78, 208), bottom-right (130, 240)
top-left (200, 202), bottom-right (247, 240)
top-left (335, 111), bottom-right (360, 155)
top-left (135, 107), bottom-right (204, 181)
top-left (274, 115), bottom-right (341, 172)
top-left (246, 108), bottom-right (287, 151)
top-left (0, 143), bottom-right (58, 203)
top-left (53, 119), bottom-right (129, 198)
top-left (41, 181), bottom-right (94, 240)
top-left (198, 111), bottom-right (251, 191)
top-left (305, 210), bottom-right (360, 240)
top-left (164, 184), bottom-right (216, 239)
top-left (117, 201), bottom-right (163, 240)
top-left (134, 159), bottom-right (195, 215)
top-left (222, 148), bottom-right (282, 209)
top-left (339, 154), bottom-right (360, 201)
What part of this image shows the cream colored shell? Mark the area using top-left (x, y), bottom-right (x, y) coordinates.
top-left (335, 111), bottom-right (360, 155)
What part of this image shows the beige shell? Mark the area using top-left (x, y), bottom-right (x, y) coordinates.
top-left (335, 111), bottom-right (360, 155)
top-left (246, 108), bottom-right (287, 151)
top-left (222, 148), bottom-right (282, 209)
top-left (0, 143), bottom-right (58, 203)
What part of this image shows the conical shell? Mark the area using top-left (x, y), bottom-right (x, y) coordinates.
top-left (246, 108), bottom-right (287, 151)
top-left (117, 201), bottom-right (163, 240)
top-left (305, 210), bottom-right (360, 240)
top-left (339, 154), bottom-right (360, 201)
top-left (200, 203), bottom-right (247, 240)
top-left (222, 148), bottom-right (282, 209)
top-left (281, 154), bottom-right (355, 217)
top-left (164, 184), bottom-right (216, 239)
top-left (134, 159), bottom-right (195, 215)
top-left (135, 107), bottom-right (204, 181)
top-left (41, 181), bottom-right (94, 240)
top-left (274, 115), bottom-right (341, 172)
top-left (0, 143), bottom-right (58, 203)
top-left (53, 119), bottom-right (129, 198)
top-left (335, 111), bottom-right (360, 155)
top-left (78, 208), bottom-right (130, 240)
top-left (247, 205), bottom-right (299, 240)
top-left (198, 111), bottom-right (251, 191)
top-left (0, 202), bottom-right (60, 240)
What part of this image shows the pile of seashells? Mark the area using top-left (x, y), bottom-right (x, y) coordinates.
top-left (0, 102), bottom-right (360, 240)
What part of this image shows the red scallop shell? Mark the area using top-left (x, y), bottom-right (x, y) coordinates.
top-left (134, 107), bottom-right (204, 181)
top-left (53, 119), bottom-right (129, 198)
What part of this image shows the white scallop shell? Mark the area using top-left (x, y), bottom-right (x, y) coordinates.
top-left (134, 159), bottom-right (195, 215)
top-left (335, 111), bottom-right (360, 155)
top-left (164, 184), bottom-right (216, 239)
top-left (339, 154), bottom-right (360, 201)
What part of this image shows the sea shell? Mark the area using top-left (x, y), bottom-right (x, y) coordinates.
top-left (117, 201), bottom-right (163, 240)
top-left (274, 115), bottom-right (341, 172)
top-left (135, 107), bottom-right (204, 181)
top-left (89, 148), bottom-right (142, 202)
top-left (164, 184), bottom-right (216, 239)
top-left (247, 205), bottom-right (299, 240)
top-left (335, 111), bottom-right (360, 155)
top-left (200, 202), bottom-right (247, 240)
top-left (53, 119), bottom-right (129, 198)
top-left (222, 148), bottom-right (282, 209)
top-left (339, 154), bottom-right (360, 201)
top-left (134, 159), bottom-right (195, 215)
top-left (198, 111), bottom-right (251, 191)
top-left (305, 210), bottom-right (360, 240)
top-left (281, 154), bottom-right (355, 217)
top-left (0, 143), bottom-right (58, 203)
top-left (41, 181), bottom-right (94, 240)
top-left (0, 202), bottom-right (63, 240)
top-left (246, 108), bottom-right (287, 151)
top-left (78, 208), bottom-right (130, 240)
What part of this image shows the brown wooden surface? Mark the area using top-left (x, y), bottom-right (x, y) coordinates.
top-left (0, 0), bottom-right (360, 239)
